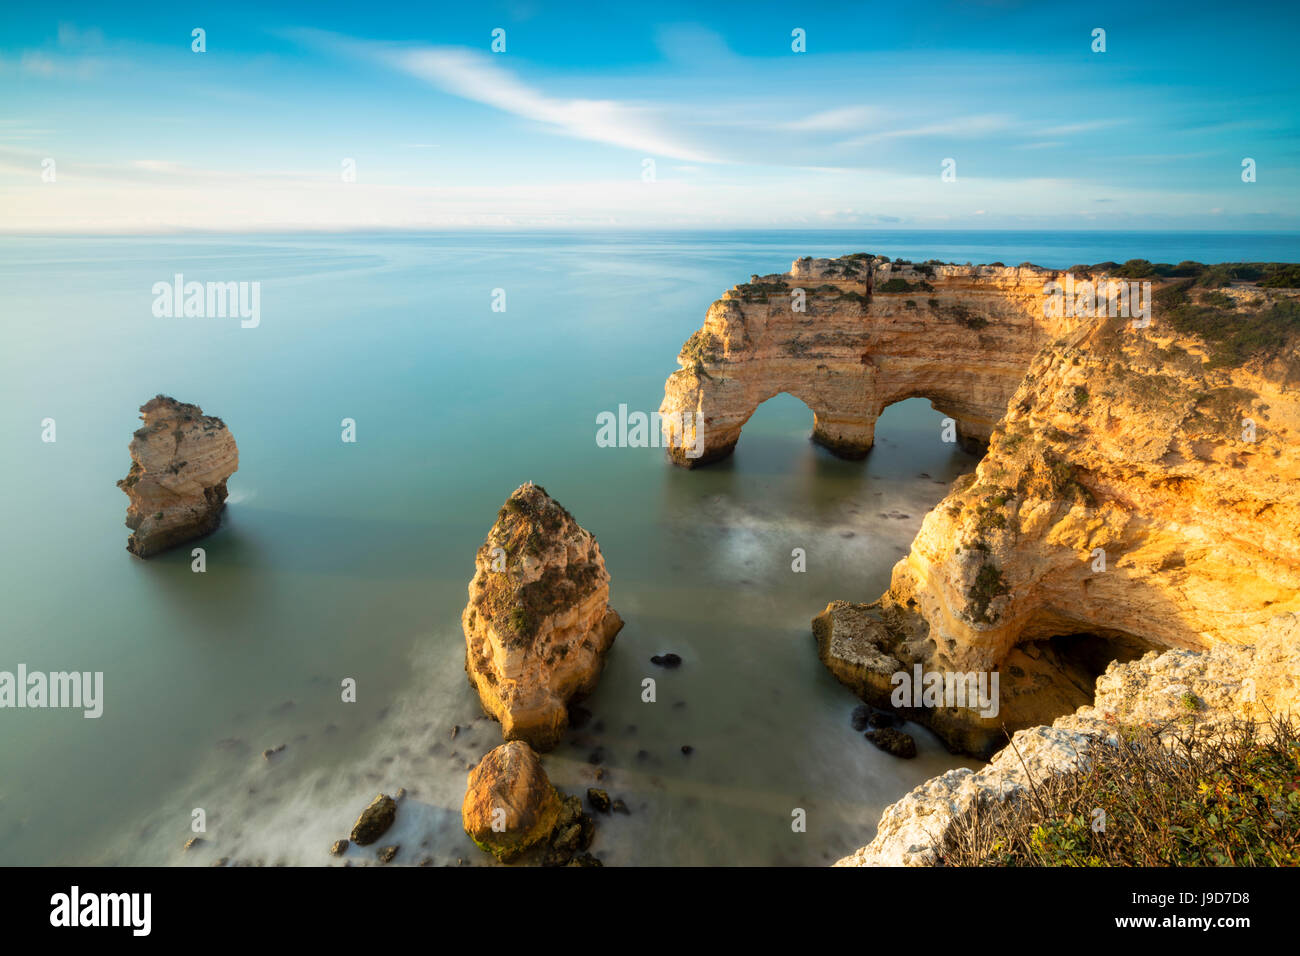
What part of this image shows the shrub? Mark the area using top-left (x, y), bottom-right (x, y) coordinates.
top-left (938, 716), bottom-right (1300, 866)
top-left (1115, 259), bottom-right (1157, 278)
top-left (1166, 298), bottom-right (1300, 368)
top-left (1261, 264), bottom-right (1300, 288)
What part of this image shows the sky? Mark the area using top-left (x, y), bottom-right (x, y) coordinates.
top-left (1, 0), bottom-right (1297, 232)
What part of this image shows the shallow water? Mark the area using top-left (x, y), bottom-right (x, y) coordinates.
top-left (1, 230), bottom-right (1295, 866)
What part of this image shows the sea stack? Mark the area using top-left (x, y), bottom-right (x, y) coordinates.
top-left (462, 482), bottom-right (623, 750)
top-left (117, 395), bottom-right (239, 557)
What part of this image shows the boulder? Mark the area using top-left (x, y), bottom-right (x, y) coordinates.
top-left (462, 482), bottom-right (623, 750)
top-left (864, 727), bottom-right (917, 759)
top-left (462, 741), bottom-right (562, 863)
top-left (350, 794), bottom-right (396, 846)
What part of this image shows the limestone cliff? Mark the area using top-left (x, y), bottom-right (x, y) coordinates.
top-left (117, 395), bottom-right (239, 557)
top-left (462, 482), bottom-right (623, 751)
top-left (836, 612), bottom-right (1300, 866)
top-left (659, 256), bottom-right (1084, 465)
top-left (819, 273), bottom-right (1300, 756)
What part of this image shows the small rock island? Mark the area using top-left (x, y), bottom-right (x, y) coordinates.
top-left (117, 395), bottom-right (239, 557)
top-left (462, 482), bottom-right (623, 750)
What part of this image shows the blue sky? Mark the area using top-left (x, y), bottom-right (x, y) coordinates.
top-left (2, 0), bottom-right (1297, 231)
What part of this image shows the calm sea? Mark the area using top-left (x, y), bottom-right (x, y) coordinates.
top-left (1, 230), bottom-right (1296, 866)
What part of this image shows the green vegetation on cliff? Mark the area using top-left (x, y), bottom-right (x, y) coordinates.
top-left (939, 717), bottom-right (1300, 866)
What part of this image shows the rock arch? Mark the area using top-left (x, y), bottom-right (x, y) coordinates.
top-left (659, 256), bottom-right (1079, 466)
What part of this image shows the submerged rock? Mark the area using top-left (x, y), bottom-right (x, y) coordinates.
top-left (540, 793), bottom-right (596, 867)
top-left (462, 482), bottom-right (624, 750)
top-left (864, 727), bottom-right (917, 759)
top-left (650, 653), bottom-right (682, 668)
top-left (350, 794), bottom-right (396, 846)
top-left (377, 845), bottom-right (399, 864)
top-left (849, 704), bottom-right (871, 731)
top-left (117, 395), bottom-right (238, 557)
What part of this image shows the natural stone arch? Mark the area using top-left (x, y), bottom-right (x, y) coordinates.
top-left (660, 255), bottom-right (1079, 466)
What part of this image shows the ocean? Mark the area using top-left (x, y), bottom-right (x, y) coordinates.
top-left (1, 230), bottom-right (1296, 866)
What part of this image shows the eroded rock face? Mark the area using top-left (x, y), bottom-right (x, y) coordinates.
top-left (835, 614), bottom-right (1300, 866)
top-left (462, 741), bottom-right (563, 863)
top-left (659, 256), bottom-right (1083, 465)
top-left (117, 395), bottom-right (238, 557)
top-left (822, 278), bottom-right (1300, 755)
top-left (462, 482), bottom-right (623, 750)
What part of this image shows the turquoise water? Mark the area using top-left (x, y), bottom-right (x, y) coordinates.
top-left (1, 231), bottom-right (1295, 866)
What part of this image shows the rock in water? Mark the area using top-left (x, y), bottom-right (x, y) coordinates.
top-left (350, 794), bottom-right (396, 846)
top-left (117, 395), bottom-right (238, 557)
top-left (462, 482), bottom-right (624, 750)
top-left (462, 741), bottom-right (562, 863)
top-left (849, 704), bottom-right (871, 731)
top-left (864, 728), bottom-right (917, 759)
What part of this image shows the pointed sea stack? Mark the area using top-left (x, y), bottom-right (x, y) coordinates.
top-left (117, 395), bottom-right (239, 557)
top-left (462, 482), bottom-right (623, 750)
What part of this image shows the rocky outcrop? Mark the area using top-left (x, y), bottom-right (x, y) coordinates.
top-left (462, 740), bottom-right (596, 865)
top-left (462, 482), bottom-right (623, 750)
top-left (117, 395), bottom-right (238, 557)
top-left (350, 793), bottom-right (396, 846)
top-left (836, 614), bottom-right (1300, 866)
top-left (818, 273), bottom-right (1300, 756)
top-left (659, 256), bottom-right (1086, 465)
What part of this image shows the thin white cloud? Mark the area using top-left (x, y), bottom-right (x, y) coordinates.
top-left (1038, 119), bottom-right (1127, 136)
top-left (380, 44), bottom-right (727, 164)
top-left (842, 113), bottom-right (1016, 146)
top-left (784, 106), bottom-right (883, 132)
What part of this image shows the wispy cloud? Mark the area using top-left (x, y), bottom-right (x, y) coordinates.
top-left (371, 41), bottom-right (728, 163)
top-left (783, 106), bottom-right (883, 133)
top-left (842, 113), bottom-right (1016, 146)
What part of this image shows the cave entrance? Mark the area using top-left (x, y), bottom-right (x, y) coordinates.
top-left (1013, 630), bottom-right (1163, 711)
top-left (1048, 631), bottom-right (1162, 686)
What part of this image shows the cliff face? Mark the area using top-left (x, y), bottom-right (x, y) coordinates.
top-left (820, 276), bottom-right (1300, 756)
top-left (117, 395), bottom-right (239, 557)
top-left (836, 612), bottom-right (1300, 867)
top-left (462, 482), bottom-right (623, 751)
top-left (659, 256), bottom-right (1083, 464)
